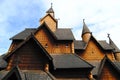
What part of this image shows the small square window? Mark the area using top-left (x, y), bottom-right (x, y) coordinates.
top-left (55, 44), bottom-right (59, 48)
top-left (45, 44), bottom-right (48, 48)
top-left (65, 44), bottom-right (69, 48)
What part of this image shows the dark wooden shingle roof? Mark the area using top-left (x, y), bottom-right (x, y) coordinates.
top-left (74, 38), bottom-right (113, 51)
top-left (82, 20), bottom-right (91, 36)
top-left (10, 28), bottom-right (36, 40)
top-left (74, 40), bottom-right (86, 50)
top-left (0, 66), bottom-right (55, 80)
top-left (22, 70), bottom-right (54, 80)
top-left (46, 7), bottom-right (54, 13)
top-left (112, 62), bottom-right (120, 73)
top-left (109, 37), bottom-right (120, 53)
top-left (5, 34), bottom-right (52, 60)
top-left (54, 29), bottom-right (75, 40)
top-left (88, 61), bottom-right (101, 76)
top-left (98, 40), bottom-right (113, 50)
top-left (10, 26), bottom-right (74, 41)
top-left (89, 56), bottom-right (120, 78)
top-left (0, 55), bottom-right (7, 69)
top-left (97, 56), bottom-right (120, 78)
top-left (51, 54), bottom-right (93, 69)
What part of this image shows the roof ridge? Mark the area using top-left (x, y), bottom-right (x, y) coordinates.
top-left (25, 28), bottom-right (37, 30)
top-left (57, 28), bottom-right (72, 29)
top-left (98, 40), bottom-right (106, 41)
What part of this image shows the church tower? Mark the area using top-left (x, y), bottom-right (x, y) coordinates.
top-left (40, 3), bottom-right (57, 32)
top-left (46, 3), bottom-right (54, 17)
top-left (81, 19), bottom-right (91, 43)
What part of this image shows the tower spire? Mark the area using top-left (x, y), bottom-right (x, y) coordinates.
top-left (82, 19), bottom-right (91, 36)
top-left (46, 3), bottom-right (54, 17)
top-left (107, 34), bottom-right (120, 53)
top-left (81, 19), bottom-right (91, 43)
top-left (51, 3), bottom-right (53, 8)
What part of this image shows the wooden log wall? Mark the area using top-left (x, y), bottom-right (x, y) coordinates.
top-left (35, 28), bottom-right (72, 54)
top-left (8, 40), bottom-right (23, 52)
top-left (40, 15), bottom-right (57, 32)
top-left (99, 62), bottom-right (120, 80)
top-left (78, 39), bottom-right (115, 61)
top-left (7, 39), bottom-right (49, 70)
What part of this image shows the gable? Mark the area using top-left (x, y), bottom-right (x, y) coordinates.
top-left (78, 36), bottom-right (114, 61)
top-left (10, 28), bottom-right (36, 40)
top-left (40, 14), bottom-right (57, 32)
top-left (8, 40), bottom-right (23, 52)
top-left (99, 60), bottom-right (120, 80)
top-left (5, 36), bottom-right (52, 70)
top-left (79, 38), bottom-right (105, 61)
top-left (35, 26), bottom-right (55, 53)
top-left (35, 24), bottom-right (55, 42)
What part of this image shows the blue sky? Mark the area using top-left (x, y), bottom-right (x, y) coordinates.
top-left (0, 0), bottom-right (120, 54)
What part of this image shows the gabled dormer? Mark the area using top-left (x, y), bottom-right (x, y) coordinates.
top-left (40, 4), bottom-right (57, 32)
top-left (81, 19), bottom-right (91, 43)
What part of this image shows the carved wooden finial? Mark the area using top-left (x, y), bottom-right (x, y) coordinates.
top-left (83, 19), bottom-right (85, 23)
top-left (107, 33), bottom-right (110, 38)
top-left (51, 3), bottom-right (53, 8)
top-left (45, 64), bottom-right (49, 72)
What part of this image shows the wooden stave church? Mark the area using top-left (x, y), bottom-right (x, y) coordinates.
top-left (0, 6), bottom-right (120, 80)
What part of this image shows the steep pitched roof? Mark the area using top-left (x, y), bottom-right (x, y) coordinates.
top-left (98, 40), bottom-right (113, 50)
top-left (81, 19), bottom-right (91, 37)
top-left (0, 55), bottom-right (7, 69)
top-left (51, 54), bottom-right (94, 69)
top-left (22, 70), bottom-right (55, 80)
top-left (46, 5), bottom-right (54, 13)
top-left (88, 56), bottom-right (120, 79)
top-left (54, 28), bottom-right (75, 40)
top-left (10, 28), bottom-right (36, 40)
top-left (34, 22), bottom-right (75, 40)
top-left (1, 66), bottom-right (23, 80)
top-left (74, 35), bottom-right (113, 51)
top-left (0, 66), bottom-right (55, 80)
top-left (88, 61), bottom-right (101, 76)
top-left (4, 34), bottom-right (52, 60)
top-left (10, 23), bottom-right (74, 41)
top-left (97, 55), bottom-right (120, 78)
top-left (74, 40), bottom-right (86, 50)
top-left (112, 62), bottom-right (120, 73)
top-left (108, 35), bottom-right (120, 53)
top-left (40, 14), bottom-right (57, 23)
top-left (34, 22), bottom-right (57, 40)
